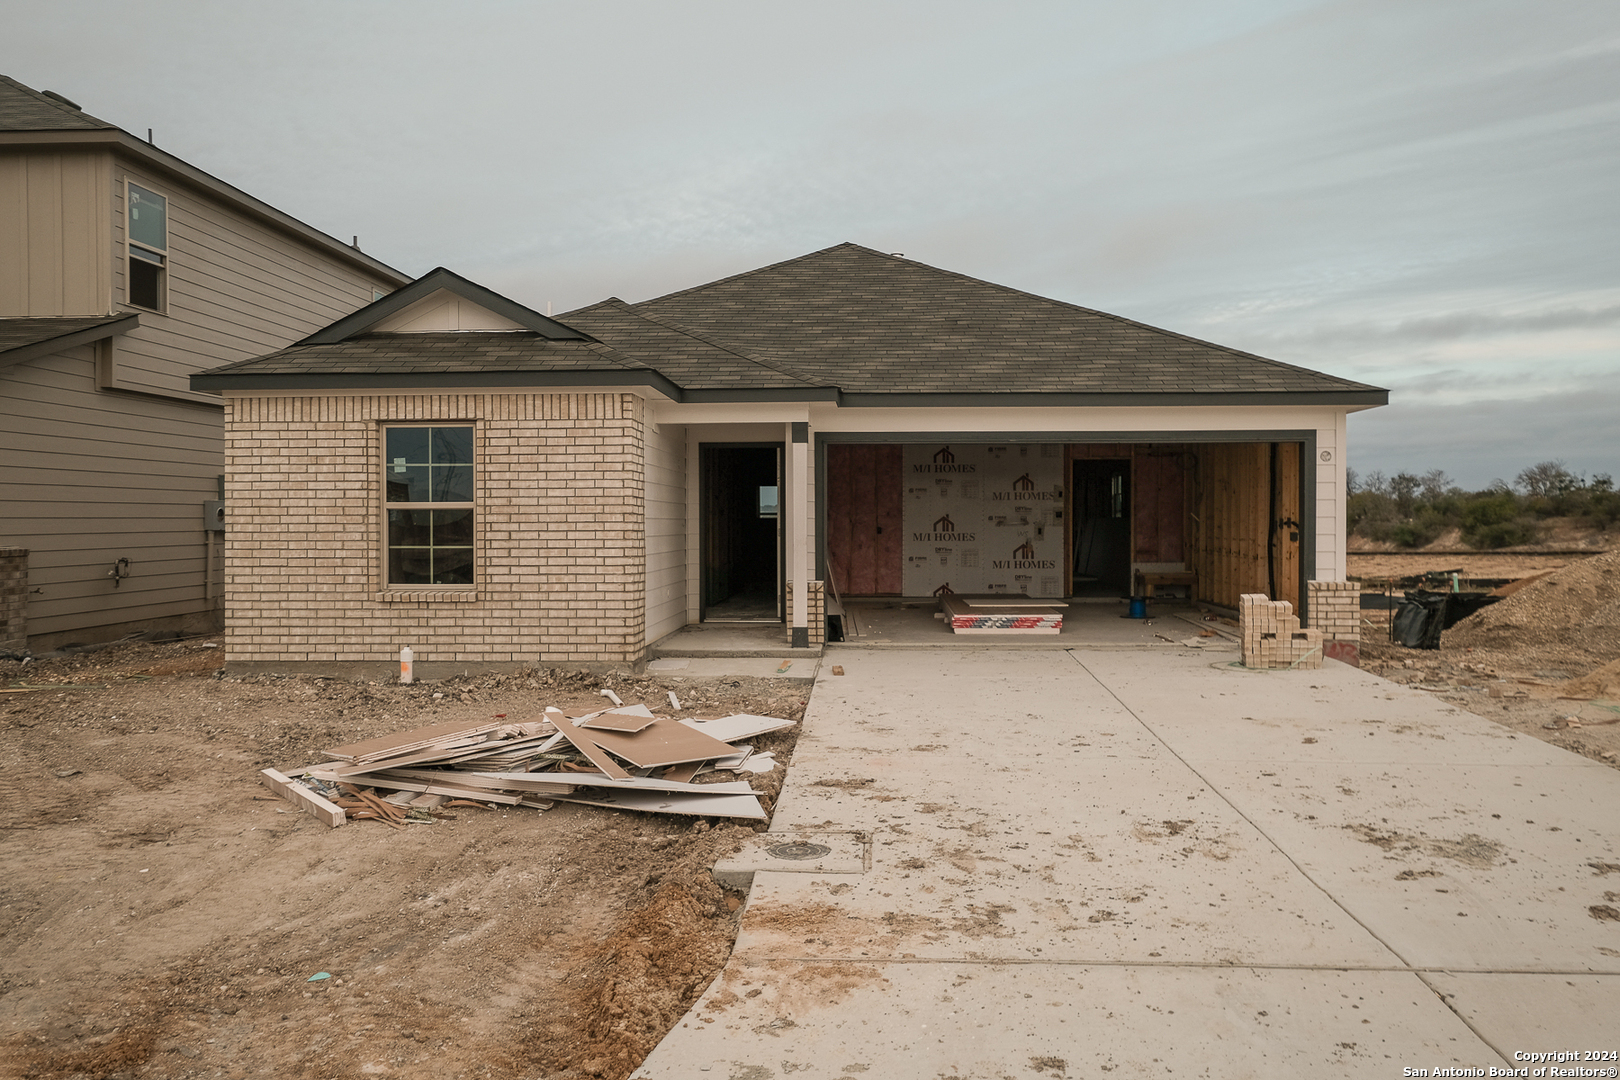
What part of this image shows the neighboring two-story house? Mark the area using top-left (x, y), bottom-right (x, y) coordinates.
top-left (1, 76), bottom-right (409, 650)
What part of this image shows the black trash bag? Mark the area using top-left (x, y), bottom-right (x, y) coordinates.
top-left (1393, 590), bottom-right (1503, 649)
top-left (1393, 591), bottom-right (1450, 649)
top-left (1441, 592), bottom-right (1501, 628)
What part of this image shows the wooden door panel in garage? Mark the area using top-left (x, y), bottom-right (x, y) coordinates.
top-left (826, 444), bottom-right (902, 595)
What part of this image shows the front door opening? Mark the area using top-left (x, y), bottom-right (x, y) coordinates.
top-left (1071, 458), bottom-right (1131, 596)
top-left (701, 445), bottom-right (781, 621)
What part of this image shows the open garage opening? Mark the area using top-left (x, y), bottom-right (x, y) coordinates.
top-left (821, 439), bottom-right (1310, 615)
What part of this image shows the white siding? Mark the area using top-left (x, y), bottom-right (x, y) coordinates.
top-left (644, 419), bottom-right (687, 645)
top-left (0, 342), bottom-right (223, 641)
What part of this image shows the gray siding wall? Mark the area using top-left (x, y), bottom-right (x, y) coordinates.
top-left (109, 160), bottom-right (394, 404)
top-left (644, 420), bottom-right (687, 645)
top-left (0, 342), bottom-right (223, 643)
top-left (1, 146), bottom-right (398, 644)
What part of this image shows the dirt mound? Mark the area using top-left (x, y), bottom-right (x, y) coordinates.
top-left (1444, 548), bottom-right (1620, 666)
top-left (1563, 657), bottom-right (1620, 701)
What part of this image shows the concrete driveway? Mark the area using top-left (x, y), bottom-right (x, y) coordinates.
top-left (634, 645), bottom-right (1620, 1079)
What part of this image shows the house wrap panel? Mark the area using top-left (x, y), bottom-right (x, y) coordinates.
top-left (902, 443), bottom-right (1064, 598)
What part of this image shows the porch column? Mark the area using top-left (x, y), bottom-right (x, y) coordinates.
top-left (787, 422), bottom-right (810, 647)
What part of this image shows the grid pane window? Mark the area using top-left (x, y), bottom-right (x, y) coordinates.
top-left (127, 183), bottom-right (167, 311)
top-left (384, 426), bottom-right (474, 586)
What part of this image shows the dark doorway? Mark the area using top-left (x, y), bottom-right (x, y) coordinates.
top-left (700, 445), bottom-right (781, 621)
top-left (1071, 459), bottom-right (1131, 596)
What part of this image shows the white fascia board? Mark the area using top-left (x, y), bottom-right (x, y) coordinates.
top-left (651, 400), bottom-right (813, 425)
top-left (221, 383), bottom-right (672, 401)
top-left (805, 402), bottom-right (1349, 435)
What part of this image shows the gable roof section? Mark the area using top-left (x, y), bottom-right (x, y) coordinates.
top-left (0, 74), bottom-right (409, 288)
top-left (0, 315), bottom-right (139, 371)
top-left (629, 243), bottom-right (1386, 403)
top-left (0, 76), bottom-right (116, 131)
top-left (299, 267), bottom-right (590, 344)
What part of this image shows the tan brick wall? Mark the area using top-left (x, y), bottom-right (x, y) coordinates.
top-left (784, 579), bottom-right (825, 646)
top-left (224, 393), bottom-right (647, 667)
top-left (1239, 593), bottom-right (1323, 669)
top-left (1, 548), bottom-right (26, 653)
top-left (1306, 580), bottom-right (1360, 643)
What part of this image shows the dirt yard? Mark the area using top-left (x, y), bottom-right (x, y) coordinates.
top-left (3, 546), bottom-right (1618, 1080)
top-left (1359, 547), bottom-right (1620, 771)
top-left (0, 647), bottom-right (806, 1080)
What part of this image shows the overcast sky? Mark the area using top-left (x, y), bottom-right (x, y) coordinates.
top-left (9, 0), bottom-right (1618, 489)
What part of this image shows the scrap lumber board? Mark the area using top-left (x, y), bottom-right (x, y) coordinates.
top-left (546, 788), bottom-right (766, 820)
top-left (466, 770), bottom-right (757, 796)
top-left (678, 714), bottom-right (796, 741)
top-left (577, 710), bottom-right (658, 733)
top-left (543, 711), bottom-right (633, 779)
top-left (372, 767), bottom-right (575, 795)
top-left (950, 626), bottom-right (1063, 635)
top-left (259, 768), bottom-right (346, 828)
top-left (323, 720), bottom-right (505, 763)
top-left (581, 717), bottom-right (738, 768)
top-left (339, 774), bottom-right (526, 804)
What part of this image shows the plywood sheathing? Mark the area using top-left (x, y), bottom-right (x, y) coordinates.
top-left (1190, 442), bottom-right (1304, 612)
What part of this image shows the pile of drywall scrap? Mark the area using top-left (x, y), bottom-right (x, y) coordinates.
top-left (940, 594), bottom-right (1065, 634)
top-left (260, 705), bottom-right (795, 828)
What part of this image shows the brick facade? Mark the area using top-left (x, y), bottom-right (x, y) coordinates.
top-left (1, 548), bottom-right (26, 654)
top-left (1307, 579), bottom-right (1361, 667)
top-left (224, 393), bottom-right (647, 673)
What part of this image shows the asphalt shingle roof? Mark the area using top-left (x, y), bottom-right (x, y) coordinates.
top-left (193, 244), bottom-right (1386, 404)
top-left (199, 332), bottom-right (647, 377)
top-left (559, 299), bottom-right (827, 390)
top-left (621, 243), bottom-right (1383, 396)
top-left (0, 316), bottom-right (134, 358)
top-left (0, 76), bottom-right (116, 131)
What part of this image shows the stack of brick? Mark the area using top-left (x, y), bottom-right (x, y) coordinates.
top-left (1, 548), bottom-right (27, 655)
top-left (1240, 593), bottom-right (1323, 669)
top-left (1307, 580), bottom-right (1362, 666)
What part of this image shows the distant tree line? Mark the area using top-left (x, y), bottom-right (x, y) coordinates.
top-left (1346, 461), bottom-right (1620, 549)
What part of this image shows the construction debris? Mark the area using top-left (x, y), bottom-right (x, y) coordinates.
top-left (262, 703), bottom-right (796, 828)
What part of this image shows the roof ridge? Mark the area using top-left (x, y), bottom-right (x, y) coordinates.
top-left (602, 298), bottom-right (827, 387)
top-left (824, 246), bottom-right (1386, 390)
top-left (0, 74), bottom-right (117, 130)
top-left (630, 242), bottom-right (866, 306)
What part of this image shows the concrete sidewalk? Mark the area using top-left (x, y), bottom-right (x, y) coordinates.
top-left (633, 645), bottom-right (1620, 1079)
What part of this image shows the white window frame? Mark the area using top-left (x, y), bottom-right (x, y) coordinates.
top-left (380, 422), bottom-right (478, 592)
top-left (123, 178), bottom-right (170, 313)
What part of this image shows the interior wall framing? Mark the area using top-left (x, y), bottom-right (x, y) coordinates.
top-left (816, 429), bottom-right (1319, 618)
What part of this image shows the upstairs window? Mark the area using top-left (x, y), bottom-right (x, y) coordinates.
top-left (384, 425), bottom-right (475, 586)
top-left (127, 182), bottom-right (167, 311)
